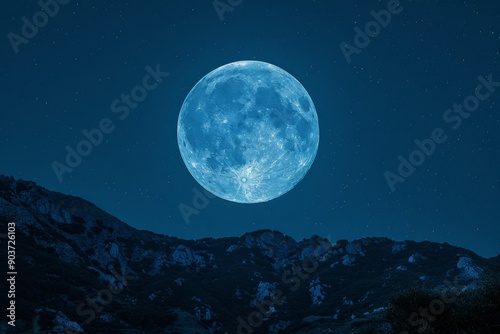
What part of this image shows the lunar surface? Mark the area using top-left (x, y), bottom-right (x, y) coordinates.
top-left (177, 60), bottom-right (319, 203)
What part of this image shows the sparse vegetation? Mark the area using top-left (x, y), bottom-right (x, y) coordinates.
top-left (386, 258), bottom-right (500, 333)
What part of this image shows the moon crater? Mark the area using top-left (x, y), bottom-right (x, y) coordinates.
top-left (177, 61), bottom-right (319, 203)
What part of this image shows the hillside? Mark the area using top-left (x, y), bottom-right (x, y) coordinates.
top-left (0, 176), bottom-right (496, 333)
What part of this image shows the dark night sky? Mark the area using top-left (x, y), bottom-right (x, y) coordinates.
top-left (1, 1), bottom-right (499, 257)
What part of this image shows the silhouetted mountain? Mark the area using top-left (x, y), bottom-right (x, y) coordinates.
top-left (0, 176), bottom-right (496, 333)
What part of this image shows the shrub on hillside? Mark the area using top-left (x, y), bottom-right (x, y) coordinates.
top-left (386, 260), bottom-right (500, 333)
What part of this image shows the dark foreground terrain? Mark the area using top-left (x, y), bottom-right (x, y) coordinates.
top-left (0, 176), bottom-right (498, 333)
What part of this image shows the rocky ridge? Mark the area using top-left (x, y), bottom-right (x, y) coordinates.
top-left (0, 176), bottom-right (494, 334)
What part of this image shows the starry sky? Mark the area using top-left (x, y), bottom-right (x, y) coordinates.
top-left (1, 0), bottom-right (499, 257)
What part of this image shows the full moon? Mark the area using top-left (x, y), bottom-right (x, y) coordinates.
top-left (177, 60), bottom-right (319, 203)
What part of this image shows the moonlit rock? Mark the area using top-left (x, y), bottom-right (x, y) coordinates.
top-left (343, 297), bottom-right (354, 306)
top-left (109, 243), bottom-right (119, 258)
top-left (457, 256), bottom-right (483, 279)
top-left (255, 281), bottom-right (279, 303)
top-left (226, 244), bottom-right (238, 252)
top-left (309, 277), bottom-right (325, 305)
top-left (171, 245), bottom-right (194, 266)
top-left (346, 243), bottom-right (365, 256)
top-left (391, 242), bottom-right (407, 254)
top-left (342, 254), bottom-right (356, 266)
top-left (408, 252), bottom-right (426, 263)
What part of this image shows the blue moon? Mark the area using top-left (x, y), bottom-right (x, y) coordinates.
top-left (177, 60), bottom-right (319, 203)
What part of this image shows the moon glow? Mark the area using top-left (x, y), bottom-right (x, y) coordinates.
top-left (177, 61), bottom-right (319, 203)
